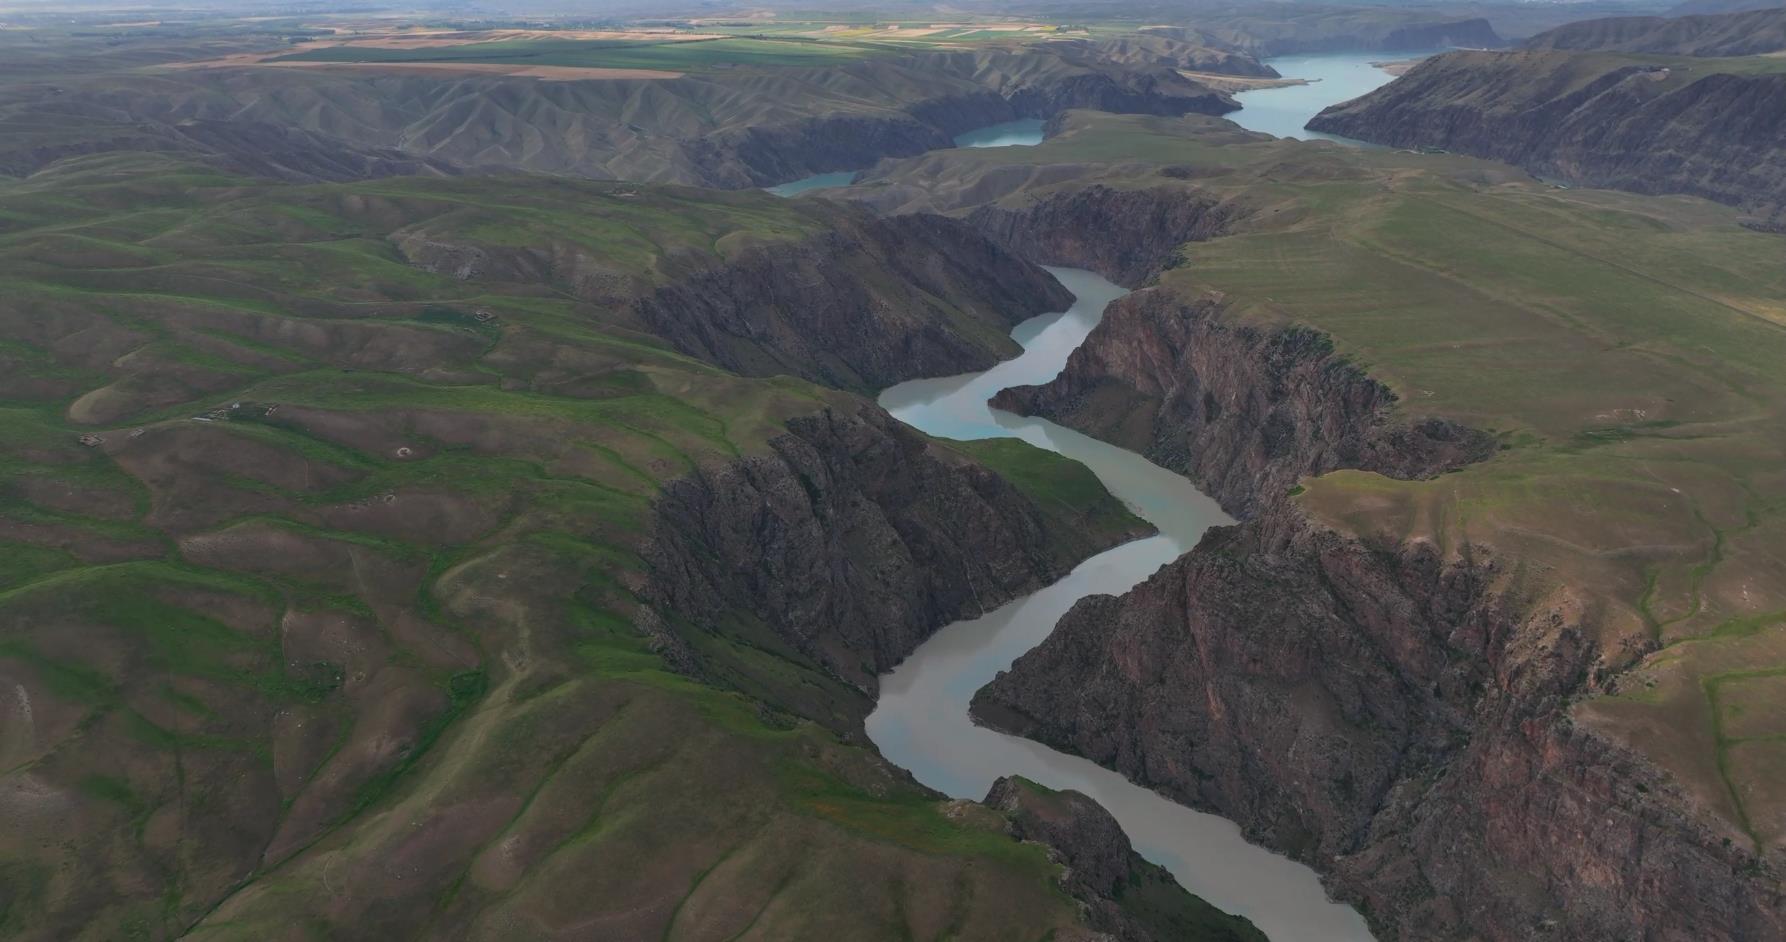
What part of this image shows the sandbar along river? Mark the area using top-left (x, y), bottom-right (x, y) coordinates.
top-left (868, 269), bottom-right (1375, 942)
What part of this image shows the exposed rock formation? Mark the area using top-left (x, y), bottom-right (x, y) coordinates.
top-left (642, 404), bottom-right (1148, 699)
top-left (992, 288), bottom-right (1491, 515)
top-left (1307, 50), bottom-right (1786, 217)
top-left (636, 212), bottom-right (1075, 391)
top-left (965, 185), bottom-right (1249, 288)
top-left (985, 776), bottom-right (1267, 942)
top-left (975, 284), bottom-right (1784, 938)
top-left (974, 500), bottom-right (1786, 940)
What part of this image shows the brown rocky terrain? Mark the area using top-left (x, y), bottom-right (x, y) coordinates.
top-left (992, 288), bottom-right (1493, 516)
top-left (642, 404), bottom-right (1150, 727)
top-left (971, 279), bottom-right (1785, 938)
top-left (974, 497), bottom-right (1786, 939)
top-left (634, 212), bottom-right (1075, 391)
top-left (965, 184), bottom-right (1252, 288)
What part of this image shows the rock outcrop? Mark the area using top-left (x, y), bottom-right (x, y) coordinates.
top-left (1307, 50), bottom-right (1786, 218)
top-left (974, 500), bottom-right (1785, 940)
top-left (965, 185), bottom-right (1249, 288)
top-left (642, 404), bottom-right (1148, 703)
top-left (975, 285), bottom-right (1784, 938)
top-left (985, 776), bottom-right (1267, 942)
top-left (992, 288), bottom-right (1491, 515)
top-left (636, 212), bottom-right (1074, 391)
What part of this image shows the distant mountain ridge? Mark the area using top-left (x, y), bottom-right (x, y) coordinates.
top-left (0, 41), bottom-right (1253, 189)
top-left (1143, 10), bottom-right (1502, 55)
top-left (1525, 5), bottom-right (1786, 55)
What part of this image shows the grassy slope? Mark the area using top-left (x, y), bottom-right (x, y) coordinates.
top-left (873, 111), bottom-right (1786, 852)
top-left (0, 156), bottom-right (1146, 940)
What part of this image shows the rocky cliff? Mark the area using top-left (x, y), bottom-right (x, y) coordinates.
top-left (642, 404), bottom-right (1149, 715)
top-left (973, 284), bottom-right (1785, 938)
top-left (973, 495), bottom-right (1786, 939)
top-left (965, 185), bottom-right (1250, 288)
top-left (1307, 50), bottom-right (1786, 218)
top-left (635, 212), bottom-right (1075, 392)
top-left (991, 288), bottom-right (1491, 515)
top-left (984, 776), bottom-right (1267, 942)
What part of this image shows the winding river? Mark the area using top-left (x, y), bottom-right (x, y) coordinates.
top-left (869, 269), bottom-right (1375, 942)
top-left (861, 60), bottom-right (1420, 941)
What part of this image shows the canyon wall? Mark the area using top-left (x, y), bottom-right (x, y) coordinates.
top-left (642, 404), bottom-right (1148, 712)
top-left (635, 212), bottom-right (1074, 392)
top-left (992, 288), bottom-right (1491, 515)
top-left (1308, 50), bottom-right (1786, 219)
top-left (976, 287), bottom-right (1785, 938)
top-left (966, 185), bottom-right (1248, 288)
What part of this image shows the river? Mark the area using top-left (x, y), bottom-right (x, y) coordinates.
top-left (770, 53), bottom-right (1407, 196)
top-left (1230, 52), bottom-right (1423, 141)
top-left (868, 269), bottom-right (1375, 941)
top-left (856, 57), bottom-right (1413, 938)
top-left (766, 118), bottom-right (1046, 196)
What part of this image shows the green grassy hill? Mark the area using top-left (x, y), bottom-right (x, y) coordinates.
top-left (0, 155), bottom-right (1174, 940)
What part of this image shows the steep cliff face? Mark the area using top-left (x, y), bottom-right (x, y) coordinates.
top-left (397, 205), bottom-right (1074, 393)
top-left (1308, 50), bottom-right (1786, 216)
top-left (992, 288), bottom-right (1490, 515)
top-left (984, 776), bottom-right (1267, 942)
top-left (973, 502), bottom-right (1786, 940)
top-left (642, 405), bottom-right (1148, 703)
top-left (974, 286), bottom-right (1785, 938)
top-left (635, 213), bottom-right (1074, 392)
top-left (965, 185), bottom-right (1249, 288)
